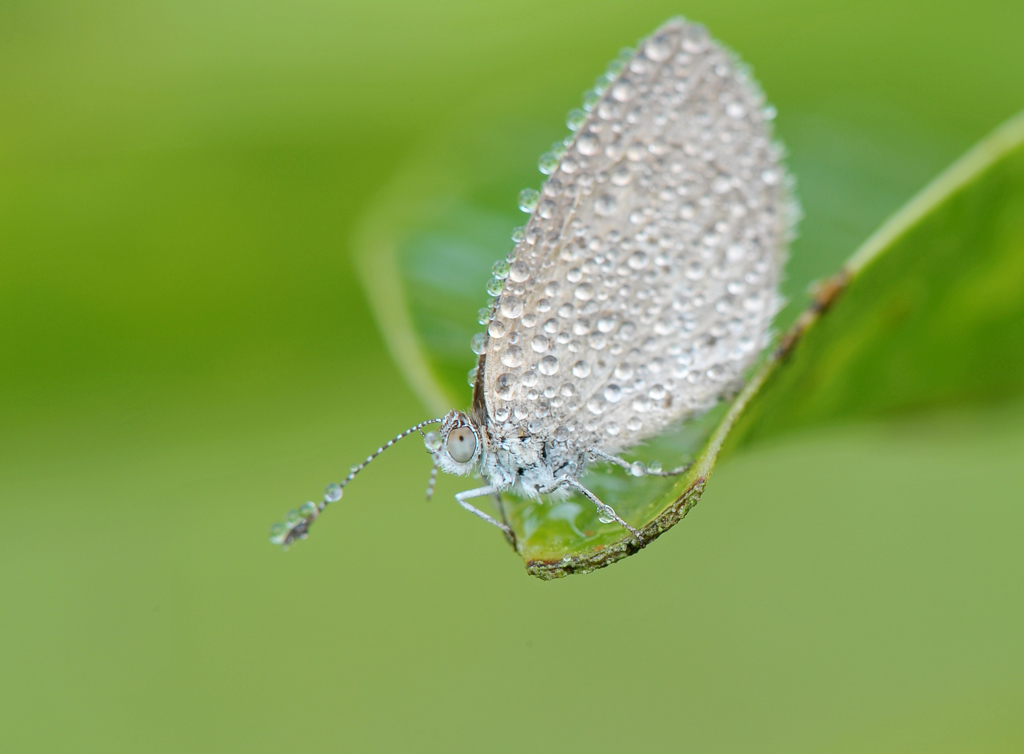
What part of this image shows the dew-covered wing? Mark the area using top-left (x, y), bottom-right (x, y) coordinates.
top-left (479, 18), bottom-right (794, 454)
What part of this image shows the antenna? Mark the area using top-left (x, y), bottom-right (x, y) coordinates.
top-left (425, 455), bottom-right (440, 501)
top-left (270, 418), bottom-right (442, 548)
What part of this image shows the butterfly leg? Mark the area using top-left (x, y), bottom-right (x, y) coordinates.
top-left (589, 448), bottom-right (691, 478)
top-left (558, 477), bottom-right (645, 545)
top-left (491, 491), bottom-right (518, 551)
top-left (455, 486), bottom-right (518, 549)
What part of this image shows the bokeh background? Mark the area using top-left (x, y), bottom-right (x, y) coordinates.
top-left (2, 1), bottom-right (1023, 752)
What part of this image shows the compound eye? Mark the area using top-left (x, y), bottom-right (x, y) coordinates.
top-left (446, 427), bottom-right (477, 463)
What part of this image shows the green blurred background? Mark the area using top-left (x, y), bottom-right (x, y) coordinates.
top-left (2, 1), bottom-right (1023, 751)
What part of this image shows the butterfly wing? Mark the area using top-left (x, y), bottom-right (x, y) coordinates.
top-left (479, 18), bottom-right (794, 454)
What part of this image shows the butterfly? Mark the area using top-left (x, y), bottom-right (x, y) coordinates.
top-left (271, 17), bottom-right (794, 552)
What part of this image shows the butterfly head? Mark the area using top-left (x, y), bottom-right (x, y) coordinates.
top-left (431, 410), bottom-right (483, 476)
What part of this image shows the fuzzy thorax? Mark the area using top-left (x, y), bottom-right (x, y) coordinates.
top-left (434, 410), bottom-right (585, 501)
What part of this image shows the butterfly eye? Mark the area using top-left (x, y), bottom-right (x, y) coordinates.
top-left (446, 427), bottom-right (477, 463)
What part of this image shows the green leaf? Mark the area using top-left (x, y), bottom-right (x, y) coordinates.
top-left (354, 108), bottom-right (1024, 579)
top-left (726, 112), bottom-right (1024, 449)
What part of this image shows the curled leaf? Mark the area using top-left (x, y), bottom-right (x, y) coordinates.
top-left (355, 110), bottom-right (1024, 578)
